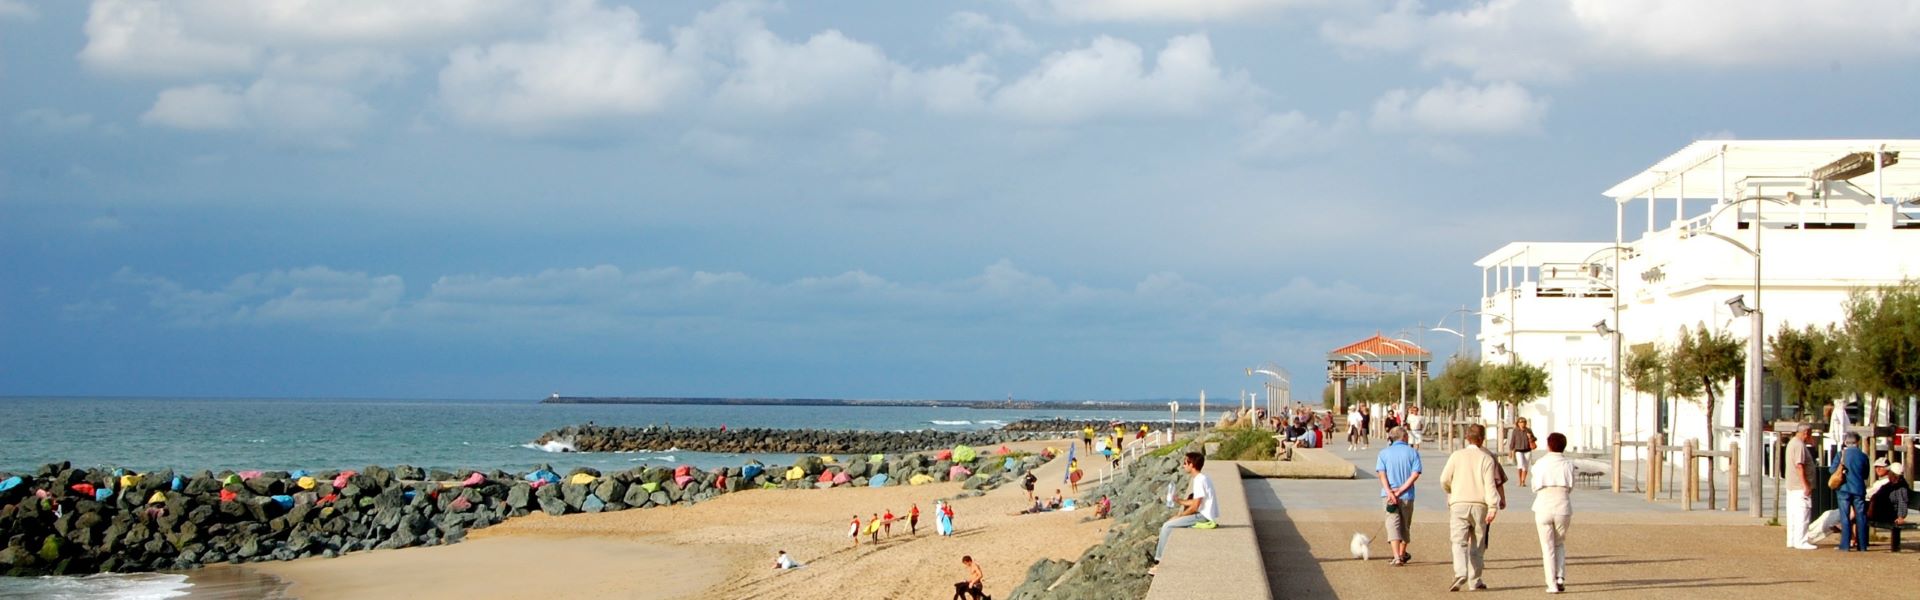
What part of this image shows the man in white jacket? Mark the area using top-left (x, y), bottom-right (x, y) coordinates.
top-left (1529, 432), bottom-right (1576, 594)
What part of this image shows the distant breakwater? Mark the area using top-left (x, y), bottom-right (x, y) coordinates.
top-left (534, 424), bottom-right (1036, 455)
top-left (1000, 419), bottom-right (1173, 434)
top-left (540, 396), bottom-right (1170, 411)
top-left (0, 447), bottom-right (1047, 577)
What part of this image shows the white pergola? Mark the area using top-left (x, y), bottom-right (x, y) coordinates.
top-left (1604, 140), bottom-right (1920, 237)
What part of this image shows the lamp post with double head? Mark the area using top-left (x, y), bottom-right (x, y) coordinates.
top-left (1685, 195), bottom-right (1788, 519)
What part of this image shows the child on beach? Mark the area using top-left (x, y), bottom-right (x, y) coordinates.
top-left (910, 503), bottom-right (921, 535)
top-left (849, 514), bottom-right (861, 548)
top-left (883, 509), bottom-right (895, 538)
top-left (937, 500), bottom-right (956, 536)
top-left (774, 550), bottom-right (800, 570)
top-left (868, 512), bottom-right (882, 545)
top-left (952, 555), bottom-right (987, 600)
top-left (1068, 461), bottom-right (1084, 493)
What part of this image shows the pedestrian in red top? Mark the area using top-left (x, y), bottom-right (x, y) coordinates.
top-left (910, 503), bottom-right (922, 535)
top-left (883, 509), bottom-right (896, 538)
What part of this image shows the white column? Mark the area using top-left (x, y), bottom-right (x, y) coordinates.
top-left (1646, 190), bottom-right (1656, 234)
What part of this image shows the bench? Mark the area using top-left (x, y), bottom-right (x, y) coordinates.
top-left (1869, 521), bottom-right (1915, 552)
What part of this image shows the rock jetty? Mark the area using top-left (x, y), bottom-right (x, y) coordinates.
top-left (0, 448), bottom-right (1047, 577)
top-left (536, 424), bottom-right (1034, 455)
top-left (1006, 442), bottom-right (1191, 600)
top-left (1001, 419), bottom-right (1169, 434)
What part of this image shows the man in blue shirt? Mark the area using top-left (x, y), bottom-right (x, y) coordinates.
top-left (1376, 425), bottom-right (1423, 565)
top-left (1834, 432), bottom-right (1870, 552)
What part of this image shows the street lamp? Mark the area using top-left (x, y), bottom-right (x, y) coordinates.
top-left (1581, 243), bottom-right (1628, 468)
top-left (1682, 195), bottom-right (1789, 519)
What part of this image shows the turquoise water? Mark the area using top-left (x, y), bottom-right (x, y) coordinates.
top-left (0, 396), bottom-right (1162, 474)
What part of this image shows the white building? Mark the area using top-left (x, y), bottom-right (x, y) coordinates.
top-left (1475, 140), bottom-right (1920, 454)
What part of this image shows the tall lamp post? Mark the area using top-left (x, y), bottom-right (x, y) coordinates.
top-left (1686, 195), bottom-right (1788, 519)
top-left (1580, 245), bottom-right (1628, 465)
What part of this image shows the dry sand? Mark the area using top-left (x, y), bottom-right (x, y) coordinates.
top-left (242, 437), bottom-right (1123, 599)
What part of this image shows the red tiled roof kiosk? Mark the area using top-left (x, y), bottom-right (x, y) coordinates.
top-left (1326, 333), bottom-right (1432, 413)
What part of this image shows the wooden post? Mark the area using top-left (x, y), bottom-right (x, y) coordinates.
top-left (1905, 434), bottom-right (1916, 483)
top-left (1683, 440), bottom-right (1697, 511)
top-left (1612, 432), bottom-right (1623, 493)
top-left (1729, 441), bottom-right (1740, 512)
top-left (1647, 434), bottom-right (1662, 503)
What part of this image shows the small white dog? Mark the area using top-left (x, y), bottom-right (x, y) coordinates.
top-left (1350, 532), bottom-right (1372, 560)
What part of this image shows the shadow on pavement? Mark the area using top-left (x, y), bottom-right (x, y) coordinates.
top-left (1245, 483), bottom-right (1337, 599)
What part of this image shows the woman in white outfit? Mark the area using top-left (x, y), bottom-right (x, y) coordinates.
top-left (1530, 432), bottom-right (1576, 594)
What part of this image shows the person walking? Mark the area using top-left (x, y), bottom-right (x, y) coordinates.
top-left (910, 503), bottom-right (922, 536)
top-left (1441, 424), bottom-right (1501, 592)
top-left (1360, 405), bottom-right (1373, 450)
top-left (849, 514), bottom-right (861, 548)
top-left (1408, 406), bottom-right (1426, 447)
top-left (1375, 426), bottom-right (1423, 565)
top-left (1834, 432), bottom-right (1870, 552)
top-left (952, 555), bottom-right (988, 600)
top-left (1149, 451), bottom-right (1217, 576)
top-left (938, 500), bottom-right (956, 536)
top-left (1784, 424), bottom-right (1818, 550)
top-left (882, 508), bottom-right (895, 538)
top-left (1082, 426), bottom-right (1095, 453)
top-left (1530, 432), bottom-right (1576, 593)
top-left (1510, 418), bottom-right (1538, 486)
top-left (1347, 407), bottom-right (1365, 451)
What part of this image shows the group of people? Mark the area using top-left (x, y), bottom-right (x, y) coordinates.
top-left (848, 501), bottom-right (956, 548)
top-left (1374, 423), bottom-right (1574, 593)
top-left (1346, 404), bottom-right (1428, 451)
top-left (1784, 424), bottom-right (1910, 551)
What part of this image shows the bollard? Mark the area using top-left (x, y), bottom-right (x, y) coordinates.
top-left (1683, 440), bottom-right (1697, 511)
top-left (1647, 434), bottom-right (1663, 503)
top-left (1729, 442), bottom-right (1740, 512)
top-left (1612, 432), bottom-right (1622, 494)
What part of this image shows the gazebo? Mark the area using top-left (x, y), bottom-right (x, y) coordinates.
top-left (1326, 333), bottom-right (1432, 413)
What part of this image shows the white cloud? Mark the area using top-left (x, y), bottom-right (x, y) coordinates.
top-left (114, 266), bottom-right (403, 327)
top-left (945, 11), bottom-right (1036, 54)
top-left (1370, 80), bottom-right (1547, 136)
top-left (1325, 0), bottom-right (1920, 82)
top-left (712, 27), bottom-right (898, 115)
top-left (1239, 110), bottom-right (1357, 163)
top-left (0, 0), bottom-right (37, 20)
top-left (79, 0), bottom-right (258, 77)
top-left (1025, 0), bottom-right (1325, 22)
top-left (142, 84), bottom-right (248, 130)
top-left (142, 81), bottom-right (374, 147)
top-left (992, 34), bottom-right (1258, 123)
top-left (438, 1), bottom-right (698, 133)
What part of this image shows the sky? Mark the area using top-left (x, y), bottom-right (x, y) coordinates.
top-left (4, 0), bottom-right (1919, 401)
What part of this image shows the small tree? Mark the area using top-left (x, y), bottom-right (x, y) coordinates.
top-left (1622, 342), bottom-right (1669, 438)
top-left (1667, 323), bottom-right (1743, 508)
top-left (1841, 279), bottom-right (1920, 428)
top-left (1769, 322), bottom-right (1848, 419)
top-left (1478, 361), bottom-right (1550, 440)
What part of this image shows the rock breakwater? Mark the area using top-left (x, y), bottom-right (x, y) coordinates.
top-left (1001, 419), bottom-right (1168, 434)
top-left (0, 447), bottom-right (1047, 577)
top-left (1006, 440), bottom-right (1192, 600)
top-left (536, 424), bottom-right (1033, 454)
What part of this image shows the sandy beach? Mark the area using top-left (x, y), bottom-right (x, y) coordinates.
top-left (242, 437), bottom-right (1121, 599)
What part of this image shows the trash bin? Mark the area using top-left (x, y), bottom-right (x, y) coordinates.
top-left (1811, 464), bottom-right (1836, 516)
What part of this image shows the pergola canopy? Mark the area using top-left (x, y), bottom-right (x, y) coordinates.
top-left (1325, 334), bottom-right (1431, 363)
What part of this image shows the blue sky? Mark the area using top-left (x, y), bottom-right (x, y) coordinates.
top-left (4, 0), bottom-right (1918, 400)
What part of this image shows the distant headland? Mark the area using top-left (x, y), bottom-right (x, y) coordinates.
top-left (539, 394), bottom-right (1171, 411)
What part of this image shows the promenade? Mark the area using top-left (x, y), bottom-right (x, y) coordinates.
top-left (1248, 442), bottom-right (1913, 598)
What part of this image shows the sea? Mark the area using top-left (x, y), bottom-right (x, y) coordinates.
top-left (0, 396), bottom-right (1174, 599)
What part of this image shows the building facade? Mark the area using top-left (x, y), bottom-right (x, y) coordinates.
top-left (1476, 140), bottom-right (1920, 454)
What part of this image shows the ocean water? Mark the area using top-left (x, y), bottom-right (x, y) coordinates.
top-left (0, 396), bottom-right (1168, 474)
top-left (0, 396), bottom-right (1175, 597)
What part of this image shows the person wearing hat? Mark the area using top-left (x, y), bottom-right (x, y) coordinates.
top-left (1784, 423), bottom-right (1818, 550)
top-left (1866, 457), bottom-right (1909, 549)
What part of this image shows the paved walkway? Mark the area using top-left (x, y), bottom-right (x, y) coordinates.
top-left (1247, 442), bottom-right (1916, 598)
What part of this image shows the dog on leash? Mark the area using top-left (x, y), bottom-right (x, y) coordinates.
top-left (1350, 532), bottom-right (1371, 560)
